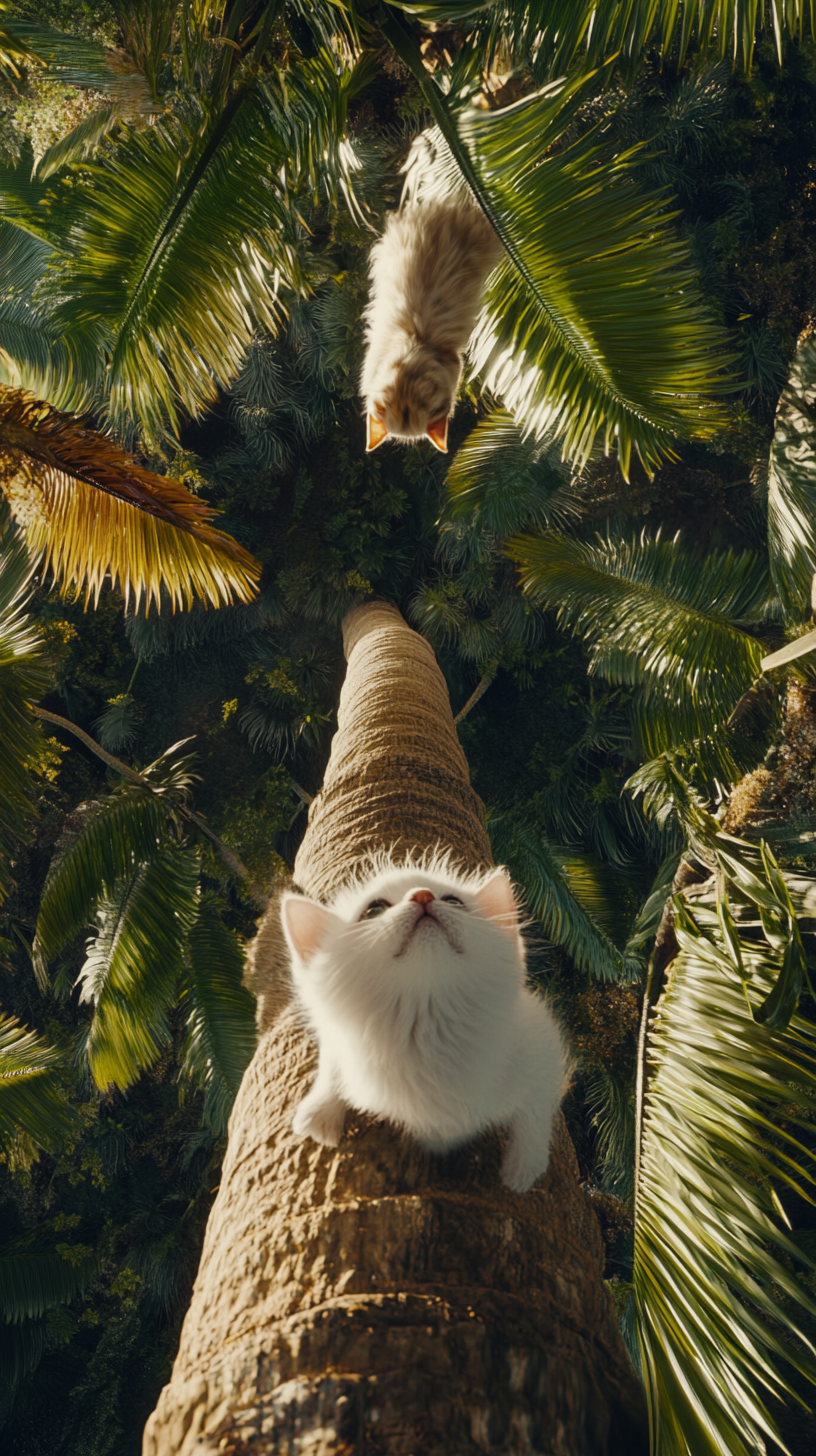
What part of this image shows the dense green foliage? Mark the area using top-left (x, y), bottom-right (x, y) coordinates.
top-left (4, 4), bottom-right (816, 1454)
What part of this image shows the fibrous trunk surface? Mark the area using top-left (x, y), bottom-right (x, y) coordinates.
top-left (143, 603), bottom-right (647, 1455)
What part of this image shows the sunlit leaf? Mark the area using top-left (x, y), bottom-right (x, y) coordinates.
top-left (766, 328), bottom-right (816, 617)
top-left (387, 1), bottom-right (816, 71)
top-left (35, 792), bottom-right (170, 965)
top-left (400, 67), bottom-right (734, 474)
top-left (76, 848), bottom-right (200, 1091)
top-left (488, 812), bottom-right (627, 979)
top-left (636, 878), bottom-right (816, 1456)
top-left (0, 388), bottom-right (260, 610)
top-left (508, 529), bottom-right (774, 783)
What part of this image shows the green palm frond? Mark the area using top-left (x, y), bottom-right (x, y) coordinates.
top-left (766, 328), bottom-right (816, 618)
top-left (508, 530), bottom-right (774, 779)
top-left (41, 50), bottom-right (366, 438)
top-left (36, 103), bottom-right (124, 182)
top-left (389, 1), bottom-right (816, 71)
top-left (35, 793), bottom-right (170, 965)
top-left (0, 1013), bottom-right (74, 1151)
top-left (0, 1315), bottom-right (47, 1387)
top-left (444, 410), bottom-right (585, 535)
top-left (488, 814), bottom-right (628, 980)
top-left (388, 35), bottom-right (734, 474)
top-left (586, 1063), bottom-right (635, 1199)
top-left (0, 518), bottom-right (50, 899)
top-left (0, 388), bottom-right (261, 609)
top-left (76, 848), bottom-right (200, 1091)
top-left (0, 8), bottom-right (45, 80)
top-left (635, 882), bottom-right (816, 1456)
top-left (0, 1230), bottom-right (100, 1323)
top-left (0, 222), bottom-right (103, 410)
top-left (10, 19), bottom-right (151, 104)
top-left (179, 896), bottom-right (256, 1134)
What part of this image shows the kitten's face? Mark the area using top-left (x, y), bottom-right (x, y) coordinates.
top-left (282, 863), bottom-right (520, 989)
top-left (367, 346), bottom-right (461, 454)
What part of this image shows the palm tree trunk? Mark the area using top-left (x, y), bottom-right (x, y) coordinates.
top-left (142, 603), bottom-right (647, 1455)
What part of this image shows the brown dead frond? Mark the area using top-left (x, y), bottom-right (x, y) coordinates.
top-left (0, 388), bottom-right (260, 612)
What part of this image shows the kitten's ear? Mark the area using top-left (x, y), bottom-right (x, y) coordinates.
top-left (366, 415), bottom-right (388, 452)
top-left (474, 867), bottom-right (518, 936)
top-left (281, 895), bottom-right (342, 965)
top-left (426, 415), bottom-right (449, 453)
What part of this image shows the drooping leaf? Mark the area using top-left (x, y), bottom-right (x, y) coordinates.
top-left (37, 103), bottom-right (124, 182)
top-left (0, 1230), bottom-right (101, 1323)
top-left (400, 66), bottom-right (734, 475)
top-left (179, 895), bottom-right (257, 1134)
top-left (0, 388), bottom-right (261, 609)
top-left (0, 516), bottom-right (50, 898)
top-left (0, 221), bottom-right (103, 411)
top-left (41, 50), bottom-right (367, 438)
top-left (635, 881), bottom-right (816, 1456)
top-left (0, 1013), bottom-right (74, 1151)
top-left (488, 813), bottom-right (627, 980)
top-left (35, 792), bottom-right (170, 964)
top-left (0, 10), bottom-right (45, 80)
top-left (388, 1), bottom-right (816, 72)
top-left (586, 1062), bottom-right (636, 1199)
top-left (444, 409), bottom-right (585, 535)
top-left (766, 328), bottom-right (816, 618)
top-left (508, 529), bottom-right (774, 782)
top-left (76, 848), bottom-right (200, 1091)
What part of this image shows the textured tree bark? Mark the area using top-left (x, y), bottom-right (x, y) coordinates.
top-left (143, 603), bottom-right (647, 1455)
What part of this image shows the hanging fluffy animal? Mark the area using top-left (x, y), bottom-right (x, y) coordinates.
top-left (360, 198), bottom-right (503, 454)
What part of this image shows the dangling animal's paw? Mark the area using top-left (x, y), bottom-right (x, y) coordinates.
top-left (501, 1146), bottom-right (539, 1193)
top-left (501, 1118), bottom-right (548, 1193)
top-left (292, 1092), bottom-right (346, 1147)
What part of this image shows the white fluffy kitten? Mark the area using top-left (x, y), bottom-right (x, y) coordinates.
top-left (281, 856), bottom-right (567, 1192)
top-left (360, 200), bottom-right (503, 454)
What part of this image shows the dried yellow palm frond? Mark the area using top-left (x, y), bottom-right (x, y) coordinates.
top-left (0, 388), bottom-right (259, 611)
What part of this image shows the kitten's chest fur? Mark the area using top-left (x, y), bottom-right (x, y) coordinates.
top-left (327, 958), bottom-right (516, 1133)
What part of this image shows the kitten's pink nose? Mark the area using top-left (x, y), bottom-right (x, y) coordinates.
top-left (410, 889), bottom-right (435, 908)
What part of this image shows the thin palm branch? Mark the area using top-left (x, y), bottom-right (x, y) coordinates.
top-left (0, 388), bottom-right (260, 609)
top-left (35, 793), bottom-right (171, 967)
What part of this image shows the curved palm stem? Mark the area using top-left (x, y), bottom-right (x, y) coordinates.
top-left (32, 707), bottom-right (253, 888)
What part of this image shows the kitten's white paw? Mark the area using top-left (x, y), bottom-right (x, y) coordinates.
top-left (292, 1094), bottom-right (346, 1147)
top-left (501, 1123), bottom-right (549, 1193)
top-left (501, 1147), bottom-right (541, 1194)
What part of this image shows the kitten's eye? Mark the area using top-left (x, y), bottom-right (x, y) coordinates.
top-left (441, 895), bottom-right (465, 907)
top-left (361, 899), bottom-right (392, 920)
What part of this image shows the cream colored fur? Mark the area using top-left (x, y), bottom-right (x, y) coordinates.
top-left (360, 200), bottom-right (503, 445)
